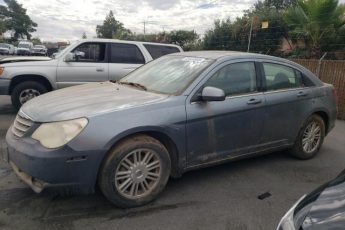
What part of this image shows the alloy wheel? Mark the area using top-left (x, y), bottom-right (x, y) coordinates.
top-left (19, 89), bottom-right (40, 104)
top-left (302, 121), bottom-right (321, 153)
top-left (115, 148), bottom-right (161, 199)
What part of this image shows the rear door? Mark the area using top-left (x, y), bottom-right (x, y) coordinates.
top-left (56, 42), bottom-right (108, 88)
top-left (186, 61), bottom-right (266, 166)
top-left (108, 43), bottom-right (146, 81)
top-left (260, 61), bottom-right (314, 145)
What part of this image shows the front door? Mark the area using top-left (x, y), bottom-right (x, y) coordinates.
top-left (56, 42), bottom-right (109, 89)
top-left (186, 61), bottom-right (266, 166)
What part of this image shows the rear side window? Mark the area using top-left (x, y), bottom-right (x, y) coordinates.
top-left (205, 62), bottom-right (257, 96)
top-left (144, 44), bottom-right (180, 59)
top-left (263, 63), bottom-right (304, 91)
top-left (110, 43), bottom-right (145, 64)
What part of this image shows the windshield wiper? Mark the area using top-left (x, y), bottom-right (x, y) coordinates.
top-left (119, 81), bottom-right (147, 91)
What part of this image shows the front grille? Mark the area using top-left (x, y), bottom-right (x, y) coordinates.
top-left (12, 112), bottom-right (33, 138)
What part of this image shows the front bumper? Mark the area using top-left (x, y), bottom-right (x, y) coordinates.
top-left (33, 51), bottom-right (46, 55)
top-left (0, 78), bottom-right (10, 95)
top-left (0, 50), bottom-right (9, 54)
top-left (276, 195), bottom-right (306, 230)
top-left (5, 127), bottom-right (105, 194)
top-left (16, 50), bottom-right (30, 55)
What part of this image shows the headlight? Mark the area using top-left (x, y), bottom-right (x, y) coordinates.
top-left (0, 67), bottom-right (4, 76)
top-left (32, 118), bottom-right (88, 149)
top-left (276, 195), bottom-right (306, 230)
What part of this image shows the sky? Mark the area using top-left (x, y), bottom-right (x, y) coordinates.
top-left (1, 0), bottom-right (345, 42)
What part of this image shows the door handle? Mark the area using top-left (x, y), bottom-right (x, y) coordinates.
top-left (297, 91), bottom-right (308, 97)
top-left (96, 67), bottom-right (104, 72)
top-left (247, 98), bottom-right (262, 105)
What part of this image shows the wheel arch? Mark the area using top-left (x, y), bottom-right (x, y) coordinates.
top-left (101, 127), bottom-right (183, 179)
top-left (9, 74), bottom-right (53, 94)
top-left (313, 110), bottom-right (329, 134)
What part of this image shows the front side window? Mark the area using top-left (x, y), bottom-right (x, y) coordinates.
top-left (263, 63), bottom-right (304, 91)
top-left (204, 62), bottom-right (257, 96)
top-left (144, 44), bottom-right (180, 59)
top-left (120, 55), bottom-right (214, 94)
top-left (72, 43), bottom-right (106, 62)
top-left (110, 43), bottom-right (145, 64)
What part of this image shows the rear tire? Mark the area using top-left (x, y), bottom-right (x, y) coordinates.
top-left (11, 81), bottom-right (48, 110)
top-left (289, 115), bottom-right (325, 160)
top-left (98, 135), bottom-right (171, 208)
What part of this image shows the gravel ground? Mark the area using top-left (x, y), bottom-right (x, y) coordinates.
top-left (0, 95), bottom-right (344, 230)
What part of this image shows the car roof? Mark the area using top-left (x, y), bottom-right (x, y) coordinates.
top-left (169, 50), bottom-right (283, 60)
top-left (79, 38), bottom-right (182, 49)
top-left (170, 50), bottom-right (304, 67)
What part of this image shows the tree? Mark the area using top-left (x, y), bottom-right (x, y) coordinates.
top-left (96, 11), bottom-right (129, 38)
top-left (0, 0), bottom-right (37, 40)
top-left (284, 0), bottom-right (345, 57)
top-left (0, 20), bottom-right (6, 35)
top-left (203, 0), bottom-right (295, 54)
top-left (82, 32), bottom-right (87, 39)
top-left (203, 19), bottom-right (235, 50)
top-left (168, 30), bottom-right (198, 50)
top-left (31, 37), bottom-right (41, 45)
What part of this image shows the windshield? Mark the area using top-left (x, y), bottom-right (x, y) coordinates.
top-left (119, 55), bottom-right (214, 94)
top-left (0, 43), bottom-right (9, 48)
top-left (18, 43), bottom-right (31, 48)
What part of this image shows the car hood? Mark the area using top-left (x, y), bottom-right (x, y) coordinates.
top-left (21, 82), bottom-right (169, 122)
top-left (17, 47), bottom-right (30, 51)
top-left (0, 57), bottom-right (54, 65)
top-left (293, 169), bottom-right (345, 230)
top-left (0, 47), bottom-right (9, 51)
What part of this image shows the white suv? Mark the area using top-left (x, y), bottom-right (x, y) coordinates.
top-left (0, 39), bottom-right (182, 109)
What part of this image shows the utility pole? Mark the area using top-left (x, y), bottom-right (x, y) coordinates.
top-left (247, 17), bottom-right (253, 52)
top-left (143, 21), bottom-right (146, 36)
top-left (142, 20), bottom-right (158, 39)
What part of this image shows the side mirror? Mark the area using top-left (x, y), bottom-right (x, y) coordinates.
top-left (201, 86), bottom-right (226, 102)
top-left (64, 52), bottom-right (75, 62)
top-left (75, 51), bottom-right (85, 58)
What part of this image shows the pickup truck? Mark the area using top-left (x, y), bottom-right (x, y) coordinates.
top-left (0, 39), bottom-right (182, 109)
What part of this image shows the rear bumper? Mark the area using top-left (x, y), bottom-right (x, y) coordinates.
top-left (5, 127), bottom-right (105, 194)
top-left (0, 78), bottom-right (10, 95)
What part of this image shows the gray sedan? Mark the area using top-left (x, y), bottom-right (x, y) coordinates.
top-left (5, 51), bottom-right (337, 208)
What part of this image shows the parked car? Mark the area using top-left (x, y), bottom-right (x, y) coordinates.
top-left (5, 51), bottom-right (337, 208)
top-left (0, 43), bottom-right (15, 55)
top-left (277, 169), bottom-right (345, 230)
top-left (51, 45), bottom-right (68, 58)
top-left (16, 41), bottom-right (34, 55)
top-left (0, 38), bottom-right (182, 109)
top-left (32, 45), bottom-right (47, 56)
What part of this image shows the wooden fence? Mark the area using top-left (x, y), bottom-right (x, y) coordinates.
top-left (292, 59), bottom-right (345, 120)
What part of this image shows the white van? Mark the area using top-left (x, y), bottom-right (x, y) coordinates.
top-left (17, 41), bottom-right (34, 55)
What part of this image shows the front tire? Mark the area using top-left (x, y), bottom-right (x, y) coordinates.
top-left (11, 81), bottom-right (48, 110)
top-left (289, 115), bottom-right (325, 160)
top-left (98, 135), bottom-right (171, 208)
